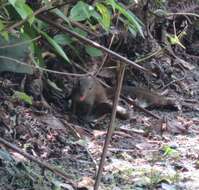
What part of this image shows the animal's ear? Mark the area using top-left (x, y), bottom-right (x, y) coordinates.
top-left (72, 78), bottom-right (80, 88)
top-left (76, 79), bottom-right (81, 86)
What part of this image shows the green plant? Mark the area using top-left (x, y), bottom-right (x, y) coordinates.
top-left (0, 0), bottom-right (144, 70)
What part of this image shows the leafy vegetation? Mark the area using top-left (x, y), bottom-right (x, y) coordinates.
top-left (0, 0), bottom-right (145, 65)
top-left (0, 0), bottom-right (199, 190)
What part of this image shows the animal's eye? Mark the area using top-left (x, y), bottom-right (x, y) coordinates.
top-left (89, 86), bottom-right (92, 90)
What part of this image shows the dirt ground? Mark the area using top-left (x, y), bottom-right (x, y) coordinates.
top-left (0, 52), bottom-right (198, 190)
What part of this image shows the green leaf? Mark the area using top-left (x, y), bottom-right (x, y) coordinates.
top-left (0, 19), bottom-right (8, 40)
top-left (106, 0), bottom-right (116, 11)
top-left (12, 91), bottom-right (33, 105)
top-left (73, 28), bottom-right (88, 37)
top-left (47, 79), bottom-right (63, 92)
top-left (23, 23), bottom-right (44, 67)
top-left (43, 0), bottom-right (52, 7)
top-left (126, 10), bottom-right (144, 37)
top-left (69, 1), bottom-right (95, 21)
top-left (51, 9), bottom-right (71, 26)
top-left (54, 34), bottom-right (72, 46)
top-left (85, 46), bottom-right (103, 57)
top-left (35, 26), bottom-right (70, 63)
top-left (96, 3), bottom-right (111, 31)
top-left (106, 0), bottom-right (144, 37)
top-left (162, 145), bottom-right (179, 157)
top-left (128, 25), bottom-right (137, 37)
top-left (154, 9), bottom-right (167, 17)
top-left (0, 35), bottom-right (33, 74)
top-left (8, 0), bottom-right (35, 24)
top-left (166, 34), bottom-right (186, 49)
top-left (54, 34), bottom-right (82, 60)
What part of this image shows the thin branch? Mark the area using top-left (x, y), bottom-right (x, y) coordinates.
top-left (0, 36), bottom-right (41, 49)
top-left (5, 6), bottom-right (49, 33)
top-left (38, 15), bottom-right (156, 77)
top-left (94, 63), bottom-right (126, 190)
top-left (3, 1), bottom-right (73, 33)
top-left (0, 137), bottom-right (75, 185)
top-left (135, 47), bottom-right (162, 63)
top-left (70, 20), bottom-right (98, 37)
top-left (95, 34), bottom-right (116, 76)
top-left (0, 55), bottom-right (89, 77)
top-left (167, 12), bottom-right (199, 18)
top-left (95, 11), bottom-right (119, 76)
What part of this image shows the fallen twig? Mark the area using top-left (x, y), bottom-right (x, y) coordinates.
top-left (0, 137), bottom-right (75, 187)
top-left (109, 148), bottom-right (138, 153)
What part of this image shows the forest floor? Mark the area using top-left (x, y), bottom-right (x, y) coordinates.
top-left (0, 56), bottom-right (198, 190)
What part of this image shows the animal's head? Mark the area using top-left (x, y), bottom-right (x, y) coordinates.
top-left (78, 76), bottom-right (96, 101)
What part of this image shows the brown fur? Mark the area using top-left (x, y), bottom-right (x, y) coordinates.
top-left (71, 76), bottom-right (175, 120)
top-left (71, 76), bottom-right (108, 118)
